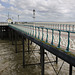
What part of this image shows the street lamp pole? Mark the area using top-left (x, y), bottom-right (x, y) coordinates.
top-left (33, 9), bottom-right (35, 36)
top-left (33, 9), bottom-right (35, 22)
top-left (18, 15), bottom-right (19, 22)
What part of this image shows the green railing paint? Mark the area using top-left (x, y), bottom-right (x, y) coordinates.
top-left (38, 27), bottom-right (40, 39)
top-left (35, 27), bottom-right (36, 38)
top-left (66, 24), bottom-right (67, 31)
top-left (69, 25), bottom-right (70, 31)
top-left (63, 24), bottom-right (64, 30)
top-left (41, 28), bottom-right (44, 41)
top-left (46, 28), bottom-right (48, 43)
top-left (33, 26), bottom-right (34, 36)
top-left (73, 25), bottom-right (74, 32)
top-left (58, 30), bottom-right (61, 48)
top-left (9, 23), bottom-right (75, 53)
top-left (51, 29), bottom-right (54, 45)
top-left (66, 32), bottom-right (70, 52)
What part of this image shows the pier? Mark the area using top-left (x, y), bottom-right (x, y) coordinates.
top-left (0, 22), bottom-right (75, 75)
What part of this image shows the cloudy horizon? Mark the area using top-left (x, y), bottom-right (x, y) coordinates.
top-left (0, 0), bottom-right (75, 22)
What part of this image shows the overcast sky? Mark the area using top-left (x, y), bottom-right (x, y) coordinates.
top-left (0, 0), bottom-right (75, 22)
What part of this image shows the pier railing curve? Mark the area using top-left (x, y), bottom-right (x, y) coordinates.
top-left (9, 23), bottom-right (75, 52)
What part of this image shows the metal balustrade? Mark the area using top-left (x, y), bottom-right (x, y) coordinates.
top-left (9, 23), bottom-right (75, 52)
top-left (35, 23), bottom-right (75, 32)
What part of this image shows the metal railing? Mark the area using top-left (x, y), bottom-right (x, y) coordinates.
top-left (9, 23), bottom-right (75, 52)
top-left (35, 23), bottom-right (75, 32)
top-left (0, 22), bottom-right (8, 26)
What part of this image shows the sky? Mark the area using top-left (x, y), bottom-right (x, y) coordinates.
top-left (0, 0), bottom-right (75, 22)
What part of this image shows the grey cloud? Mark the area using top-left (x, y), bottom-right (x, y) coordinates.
top-left (0, 0), bottom-right (75, 22)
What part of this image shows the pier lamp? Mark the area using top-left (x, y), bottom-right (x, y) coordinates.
top-left (18, 15), bottom-right (19, 22)
top-left (33, 9), bottom-right (35, 19)
top-left (33, 9), bottom-right (35, 24)
top-left (33, 9), bottom-right (35, 35)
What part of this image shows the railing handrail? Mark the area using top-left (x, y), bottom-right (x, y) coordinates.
top-left (9, 23), bottom-right (75, 52)
top-left (11, 24), bottom-right (75, 33)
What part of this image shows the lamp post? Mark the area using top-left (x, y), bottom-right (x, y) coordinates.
top-left (33, 9), bottom-right (35, 22)
top-left (33, 9), bottom-right (35, 36)
top-left (18, 15), bottom-right (19, 22)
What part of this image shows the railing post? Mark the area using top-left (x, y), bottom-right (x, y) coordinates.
top-left (33, 26), bottom-right (34, 36)
top-left (25, 27), bottom-right (27, 34)
top-left (30, 26), bottom-right (31, 36)
top-left (38, 27), bottom-right (40, 39)
top-left (46, 28), bottom-right (48, 43)
top-left (35, 26), bottom-right (36, 38)
top-left (53, 24), bottom-right (54, 29)
top-left (28, 29), bottom-right (29, 35)
top-left (52, 24), bottom-right (54, 29)
top-left (50, 24), bottom-right (51, 28)
top-left (66, 31), bottom-right (70, 52)
top-left (58, 24), bottom-right (59, 30)
top-left (69, 25), bottom-right (70, 31)
top-left (51, 29), bottom-right (54, 45)
top-left (66, 24), bottom-right (67, 31)
top-left (51, 24), bottom-right (52, 29)
top-left (31, 26), bottom-right (33, 36)
top-left (63, 24), bottom-right (64, 30)
top-left (72, 25), bottom-right (74, 32)
top-left (58, 30), bottom-right (61, 48)
top-left (41, 27), bottom-right (44, 41)
top-left (60, 24), bottom-right (61, 30)
top-left (55, 24), bottom-right (56, 29)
